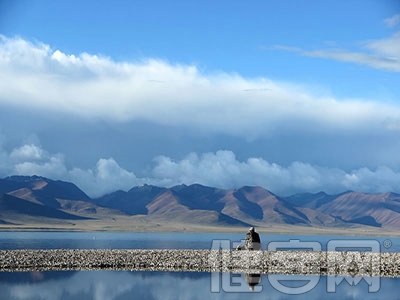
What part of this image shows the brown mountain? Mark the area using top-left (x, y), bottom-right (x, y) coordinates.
top-left (0, 176), bottom-right (121, 224)
top-left (0, 193), bottom-right (87, 221)
top-left (94, 183), bottom-right (400, 229)
top-left (315, 192), bottom-right (400, 227)
top-left (2, 176), bottom-right (400, 230)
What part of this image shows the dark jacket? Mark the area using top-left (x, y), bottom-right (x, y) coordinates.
top-left (245, 230), bottom-right (261, 250)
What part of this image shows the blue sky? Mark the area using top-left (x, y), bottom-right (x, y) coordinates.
top-left (0, 0), bottom-right (400, 197)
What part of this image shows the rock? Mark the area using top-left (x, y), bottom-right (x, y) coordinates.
top-left (0, 249), bottom-right (398, 277)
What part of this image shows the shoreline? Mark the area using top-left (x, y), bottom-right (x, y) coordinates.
top-left (1, 224), bottom-right (399, 237)
top-left (1, 249), bottom-right (399, 277)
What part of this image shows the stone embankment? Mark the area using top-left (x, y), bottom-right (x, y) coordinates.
top-left (0, 249), bottom-right (399, 277)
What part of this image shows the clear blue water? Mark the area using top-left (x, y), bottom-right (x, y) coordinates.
top-left (1, 232), bottom-right (399, 251)
top-left (0, 232), bottom-right (399, 299)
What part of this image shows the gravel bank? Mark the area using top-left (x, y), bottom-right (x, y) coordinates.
top-left (0, 249), bottom-right (399, 277)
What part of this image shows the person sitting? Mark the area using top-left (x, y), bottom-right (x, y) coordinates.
top-left (236, 227), bottom-right (261, 250)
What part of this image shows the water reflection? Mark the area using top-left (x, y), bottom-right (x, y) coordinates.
top-left (245, 274), bottom-right (262, 292)
top-left (0, 271), bottom-right (399, 300)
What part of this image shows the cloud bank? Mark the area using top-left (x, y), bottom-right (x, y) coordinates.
top-left (1, 35), bottom-right (399, 197)
top-left (2, 143), bottom-right (400, 197)
top-left (1, 35), bottom-right (400, 139)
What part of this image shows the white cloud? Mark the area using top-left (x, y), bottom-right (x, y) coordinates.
top-left (10, 144), bottom-right (44, 161)
top-left (1, 143), bottom-right (141, 197)
top-left (2, 144), bottom-right (400, 197)
top-left (365, 31), bottom-right (400, 59)
top-left (150, 150), bottom-right (400, 196)
top-left (0, 35), bottom-right (399, 193)
top-left (14, 155), bottom-right (67, 179)
top-left (69, 158), bottom-right (142, 197)
top-left (274, 31), bottom-right (400, 72)
top-left (1, 35), bottom-right (400, 139)
top-left (384, 14), bottom-right (400, 28)
top-left (8, 144), bottom-right (67, 178)
top-left (304, 48), bottom-right (400, 72)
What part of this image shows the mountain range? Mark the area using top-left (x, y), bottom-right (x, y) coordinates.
top-left (1, 175), bottom-right (400, 232)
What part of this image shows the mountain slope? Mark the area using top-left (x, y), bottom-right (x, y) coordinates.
top-left (93, 185), bottom-right (167, 214)
top-left (145, 189), bottom-right (251, 226)
top-left (2, 176), bottom-right (400, 230)
top-left (316, 192), bottom-right (400, 228)
top-left (0, 193), bottom-right (88, 220)
top-left (94, 184), bottom-right (251, 227)
top-left (2, 176), bottom-right (91, 209)
top-left (0, 176), bottom-right (111, 221)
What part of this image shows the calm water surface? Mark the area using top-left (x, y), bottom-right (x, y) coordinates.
top-left (0, 232), bottom-right (399, 299)
top-left (1, 231), bottom-right (400, 251)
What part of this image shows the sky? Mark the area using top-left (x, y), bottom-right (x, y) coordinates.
top-left (0, 0), bottom-right (400, 197)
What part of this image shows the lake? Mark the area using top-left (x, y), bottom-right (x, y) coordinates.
top-left (1, 232), bottom-right (400, 299)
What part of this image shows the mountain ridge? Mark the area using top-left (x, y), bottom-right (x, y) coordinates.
top-left (1, 175), bottom-right (400, 231)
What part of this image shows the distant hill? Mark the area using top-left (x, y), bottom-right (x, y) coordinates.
top-left (0, 176), bottom-right (102, 224)
top-left (0, 193), bottom-right (87, 220)
top-left (2, 175), bottom-right (400, 231)
top-left (3, 176), bottom-right (90, 208)
top-left (93, 184), bottom-right (167, 215)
